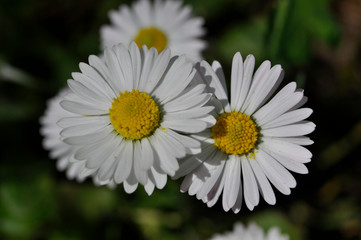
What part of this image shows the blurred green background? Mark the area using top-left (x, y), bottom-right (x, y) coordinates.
top-left (1, 0), bottom-right (361, 239)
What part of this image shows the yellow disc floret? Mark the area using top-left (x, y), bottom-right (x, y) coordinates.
top-left (109, 89), bottom-right (160, 140)
top-left (134, 27), bottom-right (168, 53)
top-left (212, 112), bottom-right (259, 156)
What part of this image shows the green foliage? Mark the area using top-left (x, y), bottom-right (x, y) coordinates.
top-left (267, 0), bottom-right (340, 64)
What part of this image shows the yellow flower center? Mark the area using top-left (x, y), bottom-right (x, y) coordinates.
top-left (134, 27), bottom-right (168, 53)
top-left (109, 89), bottom-right (160, 140)
top-left (212, 112), bottom-right (259, 156)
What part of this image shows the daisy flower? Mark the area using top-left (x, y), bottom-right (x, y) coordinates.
top-left (40, 88), bottom-right (96, 182)
top-left (100, 0), bottom-right (206, 60)
top-left (175, 52), bottom-right (315, 212)
top-left (210, 222), bottom-right (289, 240)
top-left (58, 42), bottom-right (214, 195)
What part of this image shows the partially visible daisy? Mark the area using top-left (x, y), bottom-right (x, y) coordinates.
top-left (210, 222), bottom-right (289, 240)
top-left (40, 88), bottom-right (95, 182)
top-left (100, 0), bottom-right (206, 60)
top-left (175, 52), bottom-right (315, 212)
top-left (58, 42), bottom-right (214, 195)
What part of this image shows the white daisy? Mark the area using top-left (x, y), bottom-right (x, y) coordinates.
top-left (175, 52), bottom-right (315, 212)
top-left (100, 0), bottom-right (206, 61)
top-left (210, 222), bottom-right (289, 240)
top-left (40, 88), bottom-right (96, 182)
top-left (58, 42), bottom-right (214, 195)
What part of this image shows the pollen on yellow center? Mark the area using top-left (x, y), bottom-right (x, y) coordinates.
top-left (212, 112), bottom-right (259, 156)
top-left (134, 27), bottom-right (168, 53)
top-left (109, 89), bottom-right (160, 140)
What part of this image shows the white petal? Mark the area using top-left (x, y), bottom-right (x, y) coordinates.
top-left (254, 85), bottom-right (309, 127)
top-left (144, 180), bottom-right (155, 196)
top-left (138, 47), bottom-right (157, 91)
top-left (163, 90), bottom-right (210, 113)
top-left (241, 156), bottom-right (260, 208)
top-left (60, 121), bottom-right (109, 138)
top-left (139, 138), bottom-right (154, 171)
top-left (124, 170), bottom-right (139, 194)
top-left (166, 129), bottom-right (201, 150)
top-left (157, 61), bottom-right (195, 103)
top-left (79, 62), bottom-right (117, 99)
top-left (206, 165), bottom-right (226, 208)
top-left (64, 125), bottom-right (114, 145)
top-left (114, 140), bottom-right (133, 184)
top-left (97, 140), bottom-right (123, 181)
top-left (262, 138), bottom-right (312, 162)
top-left (133, 141), bottom-right (148, 185)
top-left (249, 157), bottom-right (276, 205)
top-left (262, 146), bottom-right (309, 174)
top-left (85, 133), bottom-right (118, 169)
top-left (222, 155), bottom-right (241, 211)
top-left (211, 61), bottom-right (227, 95)
top-left (244, 64), bottom-right (283, 115)
top-left (57, 115), bottom-right (110, 128)
top-left (262, 108), bottom-right (313, 129)
top-left (230, 52), bottom-right (243, 110)
top-left (260, 148), bottom-right (296, 188)
top-left (60, 99), bottom-right (108, 115)
top-left (231, 185), bottom-right (243, 213)
top-left (113, 44), bottom-right (133, 91)
top-left (241, 60), bottom-right (270, 113)
top-left (268, 136), bottom-right (314, 146)
top-left (151, 133), bottom-right (179, 176)
top-left (262, 121), bottom-right (315, 137)
top-left (163, 106), bottom-right (214, 120)
top-left (174, 143), bottom-right (216, 179)
top-left (67, 78), bottom-right (110, 106)
top-left (253, 82), bottom-right (297, 124)
top-left (196, 150), bottom-right (227, 200)
top-left (233, 54), bottom-right (255, 112)
top-left (180, 173), bottom-right (194, 193)
top-left (148, 166), bottom-right (167, 189)
top-left (144, 48), bottom-right (171, 93)
top-left (128, 42), bottom-right (142, 90)
top-left (188, 175), bottom-right (204, 196)
top-left (104, 47), bottom-right (126, 92)
top-left (196, 60), bottom-right (231, 112)
top-left (156, 129), bottom-right (186, 158)
top-left (256, 150), bottom-right (291, 195)
top-left (162, 119), bottom-right (208, 133)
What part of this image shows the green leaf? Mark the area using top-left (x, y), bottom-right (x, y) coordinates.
top-left (217, 17), bottom-right (267, 64)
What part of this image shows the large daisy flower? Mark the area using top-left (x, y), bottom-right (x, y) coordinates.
top-left (100, 0), bottom-right (206, 61)
top-left (40, 88), bottom-right (95, 182)
top-left (210, 222), bottom-right (289, 240)
top-left (58, 42), bottom-right (213, 195)
top-left (175, 52), bottom-right (315, 212)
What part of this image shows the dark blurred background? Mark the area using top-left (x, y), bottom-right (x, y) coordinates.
top-left (1, 0), bottom-right (361, 239)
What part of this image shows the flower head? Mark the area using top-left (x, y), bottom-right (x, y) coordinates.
top-left (175, 52), bottom-right (315, 212)
top-left (100, 0), bottom-right (206, 60)
top-left (210, 222), bottom-right (289, 240)
top-left (58, 42), bottom-right (214, 195)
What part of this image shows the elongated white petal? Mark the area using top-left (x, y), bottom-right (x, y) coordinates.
top-left (133, 141), bottom-right (148, 185)
top-left (114, 140), bottom-right (133, 184)
top-left (63, 125), bottom-right (114, 145)
top-left (249, 158), bottom-right (276, 205)
top-left (196, 60), bottom-right (231, 112)
top-left (212, 60), bottom-right (227, 94)
top-left (230, 52), bottom-right (243, 110)
top-left (241, 156), bottom-right (259, 208)
top-left (262, 121), bottom-right (316, 137)
top-left (196, 151), bottom-right (227, 200)
top-left (222, 155), bottom-right (241, 211)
